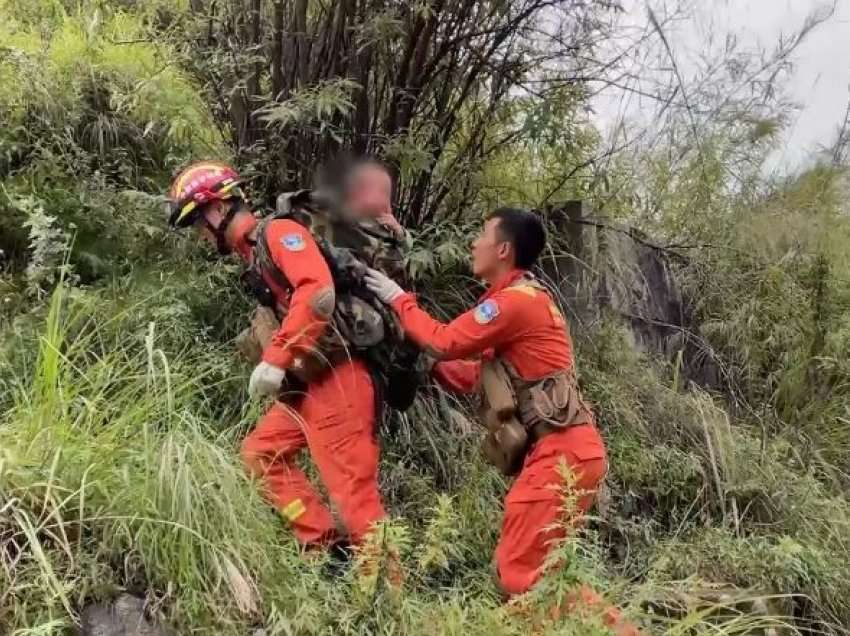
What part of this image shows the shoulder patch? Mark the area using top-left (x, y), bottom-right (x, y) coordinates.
top-left (281, 233), bottom-right (306, 252)
top-left (474, 299), bottom-right (500, 325)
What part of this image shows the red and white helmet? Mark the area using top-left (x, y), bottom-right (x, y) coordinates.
top-left (167, 161), bottom-right (244, 228)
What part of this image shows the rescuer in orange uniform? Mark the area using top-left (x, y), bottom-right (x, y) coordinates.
top-left (167, 161), bottom-right (398, 554)
top-left (365, 208), bottom-right (640, 632)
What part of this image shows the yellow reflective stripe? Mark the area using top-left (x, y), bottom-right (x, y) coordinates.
top-left (172, 171), bottom-right (193, 198)
top-left (549, 303), bottom-right (565, 326)
top-left (177, 200), bottom-right (198, 224)
top-left (280, 498), bottom-right (306, 522)
top-left (503, 285), bottom-right (538, 297)
top-left (175, 172), bottom-right (240, 225)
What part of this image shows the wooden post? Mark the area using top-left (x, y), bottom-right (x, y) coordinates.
top-left (539, 200), bottom-right (591, 328)
top-left (562, 200), bottom-right (585, 271)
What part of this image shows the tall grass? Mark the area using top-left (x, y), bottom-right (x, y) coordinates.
top-left (4, 278), bottom-right (843, 634)
top-left (2, 4), bottom-right (849, 633)
top-left (1, 282), bottom-right (297, 630)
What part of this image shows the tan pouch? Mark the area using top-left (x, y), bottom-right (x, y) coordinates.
top-left (251, 306), bottom-right (279, 349)
top-left (480, 408), bottom-right (503, 435)
top-left (235, 306), bottom-right (280, 364)
top-left (479, 360), bottom-right (528, 475)
top-left (235, 328), bottom-right (262, 363)
top-left (480, 359), bottom-right (517, 420)
top-left (481, 417), bottom-right (528, 476)
top-left (518, 372), bottom-right (586, 429)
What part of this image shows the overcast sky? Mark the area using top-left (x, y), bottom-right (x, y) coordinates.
top-left (593, 0), bottom-right (850, 174)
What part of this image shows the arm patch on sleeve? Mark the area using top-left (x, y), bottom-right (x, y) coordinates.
top-left (281, 233), bottom-right (306, 251)
top-left (310, 286), bottom-right (336, 318)
top-left (474, 299), bottom-right (500, 324)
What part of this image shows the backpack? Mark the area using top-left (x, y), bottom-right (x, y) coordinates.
top-left (243, 190), bottom-right (421, 411)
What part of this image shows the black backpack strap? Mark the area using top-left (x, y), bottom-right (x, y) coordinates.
top-left (253, 217), bottom-right (292, 293)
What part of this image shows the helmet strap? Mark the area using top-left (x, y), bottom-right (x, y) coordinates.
top-left (203, 199), bottom-right (241, 255)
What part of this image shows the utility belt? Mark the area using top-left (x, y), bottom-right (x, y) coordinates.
top-left (478, 358), bottom-right (592, 476)
top-left (235, 300), bottom-right (421, 411)
top-left (235, 301), bottom-right (373, 385)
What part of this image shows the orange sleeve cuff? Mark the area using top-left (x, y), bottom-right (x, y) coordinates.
top-left (261, 345), bottom-right (291, 370)
top-left (391, 292), bottom-right (416, 313)
top-left (432, 359), bottom-right (481, 394)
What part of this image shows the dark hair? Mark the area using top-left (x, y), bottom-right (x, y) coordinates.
top-left (486, 207), bottom-right (546, 269)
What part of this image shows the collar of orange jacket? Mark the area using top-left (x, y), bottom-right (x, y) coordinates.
top-left (231, 215), bottom-right (259, 263)
top-left (481, 269), bottom-right (528, 301)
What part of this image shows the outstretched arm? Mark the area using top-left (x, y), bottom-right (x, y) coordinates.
top-left (364, 266), bottom-right (521, 361)
top-left (389, 291), bottom-right (520, 361)
top-left (432, 359), bottom-right (481, 394)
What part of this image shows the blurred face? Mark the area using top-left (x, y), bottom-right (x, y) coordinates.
top-left (471, 217), bottom-right (513, 280)
top-left (345, 164), bottom-right (393, 219)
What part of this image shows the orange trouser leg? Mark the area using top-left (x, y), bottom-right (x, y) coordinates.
top-left (495, 433), bottom-right (642, 634)
top-left (241, 401), bottom-right (337, 546)
top-left (495, 431), bottom-right (606, 596)
top-left (299, 359), bottom-right (386, 545)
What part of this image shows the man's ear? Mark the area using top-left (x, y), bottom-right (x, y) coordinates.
top-left (497, 240), bottom-right (513, 263)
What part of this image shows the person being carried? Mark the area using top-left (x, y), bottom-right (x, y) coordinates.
top-left (364, 208), bottom-right (641, 633)
top-left (166, 160), bottom-right (404, 563)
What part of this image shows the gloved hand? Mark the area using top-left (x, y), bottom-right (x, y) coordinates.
top-left (364, 268), bottom-right (405, 304)
top-left (249, 361), bottom-right (287, 398)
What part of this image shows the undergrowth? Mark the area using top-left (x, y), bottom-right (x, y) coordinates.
top-left (4, 276), bottom-right (848, 634)
top-left (2, 2), bottom-right (850, 635)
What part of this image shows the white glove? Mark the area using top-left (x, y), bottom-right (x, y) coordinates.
top-left (364, 268), bottom-right (405, 304)
top-left (249, 361), bottom-right (286, 398)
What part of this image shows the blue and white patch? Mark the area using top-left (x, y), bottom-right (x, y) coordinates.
top-left (474, 299), bottom-right (500, 325)
top-left (281, 233), bottom-right (306, 252)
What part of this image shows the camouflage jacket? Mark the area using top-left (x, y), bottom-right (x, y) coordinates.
top-left (245, 190), bottom-right (420, 409)
top-left (275, 189), bottom-right (409, 285)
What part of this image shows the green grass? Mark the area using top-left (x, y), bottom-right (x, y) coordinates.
top-left (4, 278), bottom-right (849, 634)
top-left (0, 281), bottom-right (627, 633)
top-left (2, 2), bottom-right (849, 633)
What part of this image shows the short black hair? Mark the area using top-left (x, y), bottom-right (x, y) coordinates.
top-left (486, 207), bottom-right (546, 269)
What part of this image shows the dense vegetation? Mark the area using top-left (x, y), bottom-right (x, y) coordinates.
top-left (1, 2), bottom-right (849, 634)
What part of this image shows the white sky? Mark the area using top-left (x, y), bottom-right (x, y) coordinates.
top-left (593, 0), bottom-right (850, 173)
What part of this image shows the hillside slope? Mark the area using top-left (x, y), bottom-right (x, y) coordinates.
top-left (2, 5), bottom-right (850, 635)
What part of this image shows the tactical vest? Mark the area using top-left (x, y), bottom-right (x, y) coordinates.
top-left (478, 274), bottom-right (593, 476)
top-left (242, 190), bottom-right (420, 410)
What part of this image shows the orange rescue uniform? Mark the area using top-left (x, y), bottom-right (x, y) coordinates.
top-left (239, 219), bottom-right (385, 546)
top-left (390, 269), bottom-right (607, 595)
